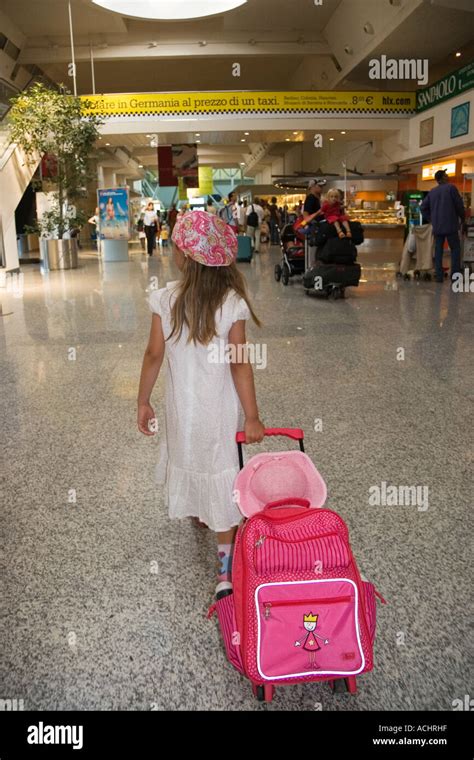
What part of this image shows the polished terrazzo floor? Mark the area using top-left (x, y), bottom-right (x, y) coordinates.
top-left (1, 242), bottom-right (472, 711)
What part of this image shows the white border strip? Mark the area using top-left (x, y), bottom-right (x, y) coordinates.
top-left (254, 578), bottom-right (365, 681)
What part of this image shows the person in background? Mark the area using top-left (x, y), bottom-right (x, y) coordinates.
top-left (168, 203), bottom-right (178, 233)
top-left (303, 180), bottom-right (324, 226)
top-left (420, 169), bottom-right (465, 282)
top-left (246, 197), bottom-right (264, 253)
top-left (143, 201), bottom-right (159, 257)
top-left (137, 217), bottom-right (146, 251)
top-left (88, 207), bottom-right (100, 250)
top-left (237, 201), bottom-right (247, 234)
top-left (220, 191), bottom-right (239, 234)
top-left (269, 196), bottom-right (281, 245)
top-left (262, 200), bottom-right (271, 226)
top-left (70, 225), bottom-right (82, 249)
top-left (137, 210), bottom-right (264, 600)
top-left (321, 188), bottom-right (352, 239)
top-left (160, 223), bottom-right (170, 249)
top-left (206, 197), bottom-right (217, 215)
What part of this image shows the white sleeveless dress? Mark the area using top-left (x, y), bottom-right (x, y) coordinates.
top-left (149, 281), bottom-right (251, 532)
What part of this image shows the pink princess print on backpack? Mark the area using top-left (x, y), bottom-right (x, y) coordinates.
top-left (294, 612), bottom-right (330, 669)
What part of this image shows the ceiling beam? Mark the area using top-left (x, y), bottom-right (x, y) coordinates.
top-left (20, 40), bottom-right (329, 64)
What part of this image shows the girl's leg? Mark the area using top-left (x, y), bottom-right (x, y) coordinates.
top-left (216, 527), bottom-right (238, 583)
top-left (343, 221), bottom-right (352, 238)
top-left (334, 221), bottom-right (345, 238)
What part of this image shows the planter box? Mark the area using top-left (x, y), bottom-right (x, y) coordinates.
top-left (46, 239), bottom-right (78, 270)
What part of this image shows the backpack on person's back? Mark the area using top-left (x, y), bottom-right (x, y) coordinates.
top-left (247, 205), bottom-right (259, 228)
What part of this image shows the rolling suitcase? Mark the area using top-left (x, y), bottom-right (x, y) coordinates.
top-left (303, 262), bottom-right (361, 298)
top-left (208, 428), bottom-right (383, 702)
top-left (237, 234), bottom-right (253, 262)
top-left (318, 237), bottom-right (357, 265)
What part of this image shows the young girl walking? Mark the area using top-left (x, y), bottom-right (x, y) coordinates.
top-left (137, 210), bottom-right (265, 597)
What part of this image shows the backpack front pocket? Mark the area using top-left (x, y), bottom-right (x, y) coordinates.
top-left (254, 531), bottom-right (350, 574)
top-left (255, 579), bottom-right (364, 680)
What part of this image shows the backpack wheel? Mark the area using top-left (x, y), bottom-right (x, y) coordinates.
top-left (345, 676), bottom-right (357, 694)
top-left (264, 684), bottom-right (275, 702)
top-left (329, 678), bottom-right (346, 694)
top-left (252, 683), bottom-right (274, 702)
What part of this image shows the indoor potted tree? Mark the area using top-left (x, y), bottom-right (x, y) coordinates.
top-left (9, 82), bottom-right (103, 269)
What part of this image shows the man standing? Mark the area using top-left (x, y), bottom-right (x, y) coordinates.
top-left (269, 196), bottom-right (281, 244)
top-left (421, 169), bottom-right (465, 282)
top-left (246, 197), bottom-right (264, 253)
top-left (168, 203), bottom-right (178, 233)
top-left (219, 191), bottom-right (239, 233)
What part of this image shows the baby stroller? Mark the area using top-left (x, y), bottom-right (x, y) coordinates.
top-left (209, 428), bottom-right (383, 702)
top-left (274, 223), bottom-right (305, 286)
top-left (397, 224), bottom-right (434, 281)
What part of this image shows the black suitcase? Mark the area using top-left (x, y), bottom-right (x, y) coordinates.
top-left (303, 262), bottom-right (361, 290)
top-left (349, 221), bottom-right (364, 245)
top-left (318, 237), bottom-right (357, 265)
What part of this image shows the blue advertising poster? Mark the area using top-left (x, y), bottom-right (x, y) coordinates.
top-left (98, 187), bottom-right (130, 240)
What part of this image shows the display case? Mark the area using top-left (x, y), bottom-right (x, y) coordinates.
top-left (346, 207), bottom-right (404, 227)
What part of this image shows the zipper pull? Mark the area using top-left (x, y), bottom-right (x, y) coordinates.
top-left (255, 535), bottom-right (266, 548)
top-left (264, 603), bottom-right (271, 620)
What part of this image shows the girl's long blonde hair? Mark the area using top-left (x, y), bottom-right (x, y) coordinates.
top-left (168, 258), bottom-right (261, 345)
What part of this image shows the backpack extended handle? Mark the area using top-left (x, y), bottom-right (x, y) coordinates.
top-left (236, 428), bottom-right (305, 470)
top-left (264, 498), bottom-right (311, 511)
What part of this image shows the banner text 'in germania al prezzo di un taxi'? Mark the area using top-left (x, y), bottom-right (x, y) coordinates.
top-left (81, 91), bottom-right (416, 118)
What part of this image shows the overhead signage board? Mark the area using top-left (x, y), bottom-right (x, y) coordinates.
top-left (416, 62), bottom-right (474, 112)
top-left (421, 161), bottom-right (457, 181)
top-left (82, 90), bottom-right (416, 118)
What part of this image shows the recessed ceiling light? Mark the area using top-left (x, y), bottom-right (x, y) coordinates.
top-left (138, 164), bottom-right (143, 168)
top-left (91, 1), bottom-right (248, 20)
top-left (244, 132), bottom-right (249, 135)
top-left (340, 131), bottom-right (346, 134)
top-left (241, 139), bottom-right (246, 142)
top-left (195, 133), bottom-right (200, 136)
top-left (196, 140), bottom-right (201, 143)
top-left (329, 138), bottom-right (335, 141)
top-left (146, 134), bottom-right (151, 137)
top-left (293, 131), bottom-right (298, 135)
top-left (455, 51), bottom-right (461, 57)
top-left (105, 142), bottom-right (111, 146)
top-left (285, 138), bottom-right (291, 141)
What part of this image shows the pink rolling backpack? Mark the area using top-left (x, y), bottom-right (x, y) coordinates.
top-left (208, 428), bottom-right (385, 702)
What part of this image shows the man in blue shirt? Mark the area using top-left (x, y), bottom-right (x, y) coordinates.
top-left (421, 169), bottom-right (465, 282)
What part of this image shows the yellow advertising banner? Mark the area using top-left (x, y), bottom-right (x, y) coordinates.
top-left (178, 178), bottom-right (188, 201)
top-left (198, 166), bottom-right (214, 195)
top-left (81, 90), bottom-right (415, 117)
